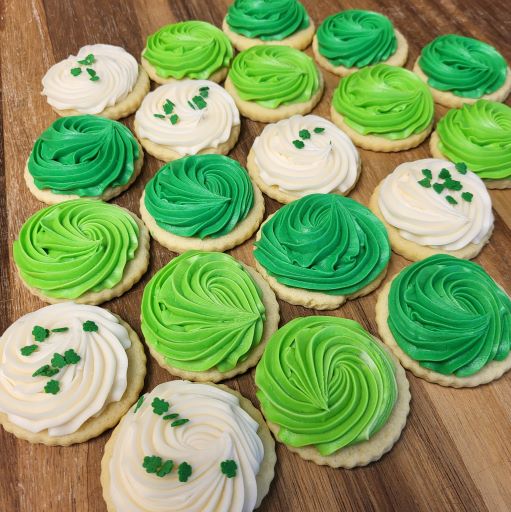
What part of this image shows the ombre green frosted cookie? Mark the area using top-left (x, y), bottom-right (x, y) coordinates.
top-left (13, 199), bottom-right (149, 305)
top-left (141, 250), bottom-right (279, 382)
top-left (255, 316), bottom-right (410, 467)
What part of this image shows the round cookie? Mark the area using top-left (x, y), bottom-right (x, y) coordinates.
top-left (247, 114), bottom-right (360, 203)
top-left (331, 64), bottom-right (434, 152)
top-left (0, 303), bottom-right (146, 446)
top-left (141, 21), bottom-right (233, 84)
top-left (253, 194), bottom-right (391, 310)
top-left (134, 80), bottom-right (240, 162)
top-left (376, 254), bottom-right (511, 387)
top-left (42, 44), bottom-right (150, 120)
top-left (25, 115), bottom-right (143, 204)
top-left (369, 158), bottom-right (494, 261)
top-left (140, 154), bottom-right (264, 253)
top-left (13, 199), bottom-right (150, 305)
top-left (225, 45), bottom-right (324, 122)
top-left (222, 0), bottom-right (314, 51)
top-left (101, 380), bottom-right (276, 512)
top-left (141, 251), bottom-right (279, 382)
top-left (255, 316), bottom-right (410, 468)
top-left (313, 10), bottom-right (408, 76)
top-left (430, 100), bottom-right (511, 189)
top-left (413, 34), bottom-right (511, 108)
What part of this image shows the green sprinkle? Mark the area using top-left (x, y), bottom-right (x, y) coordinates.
top-left (78, 53), bottom-right (95, 65)
top-left (220, 459), bottom-right (237, 478)
top-left (299, 129), bottom-right (311, 140)
top-left (51, 353), bottom-right (67, 369)
top-left (44, 380), bottom-right (60, 395)
top-left (455, 162), bottom-right (468, 174)
top-left (192, 95), bottom-right (207, 110)
top-left (70, 67), bottom-right (82, 76)
top-left (292, 139), bottom-right (305, 149)
top-left (32, 364), bottom-right (59, 378)
top-left (313, 127), bottom-right (325, 134)
top-left (83, 320), bottom-right (98, 332)
top-left (461, 192), bottom-right (473, 202)
top-left (153, 113), bottom-right (166, 119)
top-left (134, 395), bottom-right (145, 413)
top-left (199, 86), bottom-right (209, 98)
top-left (151, 397), bottom-right (170, 416)
top-left (171, 418), bottom-right (189, 427)
top-left (444, 179), bottom-right (462, 191)
top-left (51, 327), bottom-right (68, 333)
top-left (433, 183), bottom-right (445, 194)
top-left (169, 114), bottom-right (179, 125)
top-left (143, 456), bottom-right (162, 474)
top-left (446, 195), bottom-right (458, 205)
top-left (187, 100), bottom-right (195, 109)
top-left (417, 178), bottom-right (431, 188)
top-left (178, 462), bottom-right (192, 482)
top-left (86, 67), bottom-right (100, 81)
top-left (163, 413), bottom-right (179, 420)
top-left (157, 460), bottom-right (174, 477)
top-left (20, 345), bottom-right (38, 356)
top-left (90, 75), bottom-right (100, 82)
top-left (439, 168), bottom-right (451, 180)
top-left (64, 349), bottom-right (81, 365)
top-left (421, 168), bottom-right (433, 179)
top-left (163, 99), bottom-right (175, 115)
top-left (32, 326), bottom-right (49, 342)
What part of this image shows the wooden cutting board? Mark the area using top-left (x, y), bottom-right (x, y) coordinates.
top-left (1, 0), bottom-right (510, 510)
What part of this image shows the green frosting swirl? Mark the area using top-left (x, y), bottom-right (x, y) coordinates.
top-left (333, 64), bottom-right (434, 140)
top-left (388, 254), bottom-right (511, 377)
top-left (436, 100), bottom-right (511, 180)
top-left (144, 154), bottom-right (254, 239)
top-left (226, 0), bottom-right (310, 40)
top-left (254, 194), bottom-right (390, 295)
top-left (228, 45), bottom-right (320, 108)
top-left (13, 199), bottom-right (139, 299)
top-left (28, 115), bottom-right (139, 197)
top-left (418, 34), bottom-right (508, 98)
top-left (141, 250), bottom-right (266, 372)
top-left (255, 316), bottom-right (397, 455)
top-left (143, 21), bottom-right (233, 79)
top-left (317, 10), bottom-right (397, 68)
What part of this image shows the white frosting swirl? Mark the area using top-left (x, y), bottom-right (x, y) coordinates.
top-left (379, 158), bottom-right (494, 250)
top-left (134, 79), bottom-right (240, 155)
top-left (108, 380), bottom-right (264, 512)
top-left (42, 44), bottom-right (139, 114)
top-left (252, 114), bottom-right (359, 196)
top-left (0, 303), bottom-right (130, 436)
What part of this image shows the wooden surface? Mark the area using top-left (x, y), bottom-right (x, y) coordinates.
top-left (1, 0), bottom-right (511, 510)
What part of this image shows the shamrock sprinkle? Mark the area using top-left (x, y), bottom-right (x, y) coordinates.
top-left (20, 345), bottom-right (38, 356)
top-left (64, 349), bottom-right (81, 365)
top-left (298, 129), bottom-right (311, 140)
top-left (157, 460), bottom-right (174, 478)
top-left (171, 418), bottom-right (189, 427)
top-left (191, 95), bottom-right (207, 110)
top-left (78, 53), bottom-right (95, 66)
top-left (142, 456), bottom-right (174, 477)
top-left (163, 99), bottom-right (175, 115)
top-left (461, 191), bottom-right (473, 202)
top-left (446, 195), bottom-right (458, 205)
top-left (199, 86), bottom-right (209, 98)
top-left (313, 127), bottom-right (325, 134)
top-left (44, 379), bottom-right (60, 395)
top-left (51, 327), bottom-right (68, 333)
top-left (292, 139), bottom-right (305, 149)
top-left (134, 395), bottom-right (145, 413)
top-left (83, 320), bottom-right (98, 332)
top-left (153, 113), bottom-right (165, 119)
top-left (163, 413), bottom-right (179, 420)
top-left (220, 459), bottom-right (237, 478)
top-left (178, 462), bottom-right (192, 483)
top-left (444, 178), bottom-right (462, 191)
top-left (432, 183), bottom-right (445, 194)
top-left (417, 178), bottom-right (431, 188)
top-left (439, 168), bottom-right (451, 180)
top-left (170, 114), bottom-right (179, 125)
top-left (70, 67), bottom-right (82, 76)
top-left (421, 168), bottom-right (433, 179)
top-left (32, 325), bottom-right (49, 342)
top-left (455, 162), bottom-right (468, 174)
top-left (86, 68), bottom-right (99, 81)
top-left (151, 397), bottom-right (170, 416)
top-left (51, 353), bottom-right (67, 369)
top-left (32, 365), bottom-right (59, 378)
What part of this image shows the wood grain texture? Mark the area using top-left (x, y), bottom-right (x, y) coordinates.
top-left (1, 0), bottom-right (510, 510)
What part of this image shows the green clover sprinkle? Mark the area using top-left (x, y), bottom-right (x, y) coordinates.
top-left (433, 183), bottom-right (445, 194)
top-left (292, 139), bottom-right (305, 149)
top-left (163, 413), bottom-right (179, 420)
top-left (187, 100), bottom-right (195, 109)
top-left (32, 365), bottom-right (59, 378)
top-left (220, 459), bottom-right (237, 478)
top-left (178, 462), bottom-right (192, 482)
top-left (169, 114), bottom-right (179, 125)
top-left (157, 460), bottom-right (174, 478)
top-left (199, 86), bottom-right (209, 98)
top-left (417, 178), bottom-right (431, 188)
top-left (171, 418), bottom-right (189, 427)
top-left (153, 113), bottom-right (166, 119)
top-left (64, 349), bottom-right (81, 365)
top-left (299, 129), bottom-right (311, 140)
top-left (446, 195), bottom-right (458, 205)
top-left (421, 168), bottom-right (433, 179)
top-left (32, 326), bottom-right (49, 342)
top-left (44, 380), bottom-right (60, 395)
top-left (439, 168), bottom-right (451, 180)
top-left (51, 327), bottom-right (68, 333)
top-left (78, 53), bottom-right (95, 65)
top-left (51, 353), bottom-right (67, 369)
top-left (461, 191), bottom-right (473, 202)
top-left (192, 95), bottom-right (207, 110)
top-left (151, 397), bottom-right (170, 416)
top-left (143, 456), bottom-right (162, 474)
top-left (444, 179), bottom-right (462, 191)
top-left (163, 99), bottom-right (175, 115)
top-left (86, 67), bottom-right (99, 81)
top-left (83, 320), bottom-right (98, 332)
top-left (455, 162), bottom-right (468, 174)
top-left (70, 67), bottom-right (82, 77)
top-left (20, 345), bottom-right (38, 356)
top-left (134, 395), bottom-right (145, 413)
top-left (313, 127), bottom-right (325, 134)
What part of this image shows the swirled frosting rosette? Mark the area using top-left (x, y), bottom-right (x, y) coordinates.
top-left (101, 380), bottom-right (276, 511)
top-left (432, 100), bottom-right (511, 186)
top-left (255, 317), bottom-right (410, 467)
top-left (376, 254), bottom-right (511, 387)
top-left (26, 115), bottom-right (142, 203)
top-left (141, 251), bottom-right (279, 381)
top-left (142, 21), bottom-right (233, 83)
top-left (253, 194), bottom-right (390, 310)
top-left (13, 199), bottom-right (149, 304)
top-left (0, 303), bottom-right (145, 445)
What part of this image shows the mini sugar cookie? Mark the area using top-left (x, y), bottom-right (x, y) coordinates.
top-left (376, 255), bottom-right (511, 387)
top-left (331, 64), bottom-right (434, 152)
top-left (222, 0), bottom-right (315, 51)
top-left (225, 45), bottom-right (324, 122)
top-left (253, 193), bottom-right (390, 310)
top-left (0, 303), bottom-right (146, 446)
top-left (430, 100), bottom-right (511, 189)
top-left (369, 158), bottom-right (494, 261)
top-left (42, 44), bottom-right (150, 120)
top-left (140, 154), bottom-right (264, 253)
top-left (313, 10), bottom-right (408, 76)
top-left (134, 80), bottom-right (240, 162)
top-left (25, 115), bottom-right (143, 204)
top-left (141, 21), bottom-right (233, 84)
top-left (255, 316), bottom-right (410, 468)
top-left (413, 34), bottom-right (511, 108)
top-left (13, 199), bottom-right (150, 305)
top-left (101, 380), bottom-right (276, 512)
top-left (247, 114), bottom-right (360, 203)
top-left (141, 251), bottom-right (279, 382)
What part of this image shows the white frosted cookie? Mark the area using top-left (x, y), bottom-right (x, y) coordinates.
top-left (0, 303), bottom-right (146, 445)
top-left (101, 380), bottom-right (276, 512)
top-left (247, 114), bottom-right (360, 203)
top-left (369, 158), bottom-right (494, 261)
top-left (134, 80), bottom-right (240, 162)
top-left (42, 44), bottom-right (150, 119)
